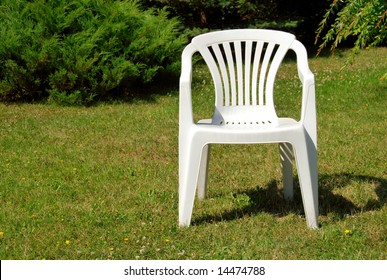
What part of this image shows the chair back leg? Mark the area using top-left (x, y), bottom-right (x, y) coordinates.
top-left (279, 142), bottom-right (294, 201)
top-left (197, 144), bottom-right (211, 200)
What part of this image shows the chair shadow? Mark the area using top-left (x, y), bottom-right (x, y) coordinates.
top-left (192, 173), bottom-right (386, 226)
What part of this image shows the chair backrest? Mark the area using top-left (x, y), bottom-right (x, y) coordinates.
top-left (189, 29), bottom-right (296, 112)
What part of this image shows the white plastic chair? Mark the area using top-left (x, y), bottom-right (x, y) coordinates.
top-left (179, 29), bottom-right (318, 228)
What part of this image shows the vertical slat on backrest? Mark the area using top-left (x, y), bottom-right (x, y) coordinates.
top-left (191, 29), bottom-right (295, 109)
top-left (258, 42), bottom-right (275, 105)
top-left (223, 42), bottom-right (237, 106)
top-left (251, 41), bottom-right (264, 106)
top-left (265, 44), bottom-right (288, 107)
top-left (211, 44), bottom-right (230, 106)
top-left (244, 41), bottom-right (252, 105)
top-left (198, 46), bottom-right (223, 107)
top-left (235, 41), bottom-right (243, 106)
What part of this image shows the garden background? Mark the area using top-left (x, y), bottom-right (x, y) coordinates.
top-left (0, 0), bottom-right (386, 259)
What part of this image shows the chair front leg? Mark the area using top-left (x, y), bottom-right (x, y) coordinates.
top-left (292, 136), bottom-right (318, 229)
top-left (179, 136), bottom-right (205, 227)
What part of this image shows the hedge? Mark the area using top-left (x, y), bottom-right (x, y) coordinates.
top-left (0, 0), bottom-right (186, 104)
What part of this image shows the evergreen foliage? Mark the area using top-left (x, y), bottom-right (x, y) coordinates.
top-left (315, 0), bottom-right (387, 54)
top-left (0, 0), bottom-right (186, 104)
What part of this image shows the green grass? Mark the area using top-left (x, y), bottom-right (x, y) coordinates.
top-left (0, 48), bottom-right (386, 260)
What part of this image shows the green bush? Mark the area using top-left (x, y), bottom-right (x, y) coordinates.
top-left (0, 0), bottom-right (186, 105)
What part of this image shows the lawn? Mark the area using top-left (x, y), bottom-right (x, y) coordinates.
top-left (0, 47), bottom-right (386, 260)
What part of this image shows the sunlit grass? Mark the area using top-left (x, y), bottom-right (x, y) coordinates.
top-left (0, 48), bottom-right (386, 259)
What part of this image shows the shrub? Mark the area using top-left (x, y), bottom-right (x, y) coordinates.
top-left (0, 0), bottom-right (186, 104)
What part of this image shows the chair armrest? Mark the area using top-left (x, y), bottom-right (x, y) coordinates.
top-left (291, 40), bottom-right (317, 146)
top-left (179, 44), bottom-right (196, 126)
top-left (291, 40), bottom-right (314, 83)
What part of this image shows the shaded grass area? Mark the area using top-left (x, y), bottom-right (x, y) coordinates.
top-left (0, 48), bottom-right (386, 259)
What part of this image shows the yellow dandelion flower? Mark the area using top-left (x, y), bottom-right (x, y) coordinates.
top-left (0, 232), bottom-right (4, 236)
top-left (65, 240), bottom-right (70, 245)
top-left (123, 237), bottom-right (129, 242)
top-left (165, 239), bottom-right (170, 243)
top-left (344, 229), bottom-right (351, 235)
top-left (73, 168), bottom-right (77, 171)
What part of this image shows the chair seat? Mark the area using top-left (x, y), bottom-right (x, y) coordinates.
top-left (194, 118), bottom-right (303, 144)
top-left (199, 117), bottom-right (298, 129)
